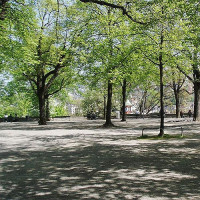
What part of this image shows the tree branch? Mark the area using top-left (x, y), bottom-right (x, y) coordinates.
top-left (80, 0), bottom-right (146, 25)
top-left (142, 53), bottom-right (159, 66)
top-left (45, 69), bottom-right (60, 91)
top-left (46, 78), bottom-right (65, 97)
top-left (23, 73), bottom-right (37, 85)
top-left (178, 78), bottom-right (185, 89)
top-left (182, 88), bottom-right (194, 95)
top-left (44, 68), bottom-right (58, 81)
top-left (23, 73), bottom-right (37, 95)
top-left (176, 65), bottom-right (193, 83)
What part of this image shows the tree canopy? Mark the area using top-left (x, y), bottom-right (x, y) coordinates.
top-left (0, 0), bottom-right (199, 131)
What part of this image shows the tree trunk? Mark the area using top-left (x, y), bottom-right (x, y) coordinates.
top-left (104, 79), bottom-right (114, 127)
top-left (104, 95), bottom-right (106, 120)
top-left (46, 97), bottom-right (50, 121)
top-left (175, 95), bottom-right (180, 118)
top-left (173, 82), bottom-right (180, 118)
top-left (193, 82), bottom-right (200, 121)
top-left (158, 60), bottom-right (164, 136)
top-left (139, 91), bottom-right (147, 118)
top-left (158, 24), bottom-right (164, 137)
top-left (192, 47), bottom-right (200, 121)
top-left (139, 103), bottom-right (142, 116)
top-left (121, 78), bottom-right (127, 121)
top-left (38, 89), bottom-right (46, 125)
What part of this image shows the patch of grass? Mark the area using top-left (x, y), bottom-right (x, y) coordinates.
top-left (137, 134), bottom-right (184, 140)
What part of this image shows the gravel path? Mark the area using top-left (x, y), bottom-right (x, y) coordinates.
top-left (0, 117), bottom-right (200, 200)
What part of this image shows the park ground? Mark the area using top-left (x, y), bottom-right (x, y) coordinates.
top-left (0, 117), bottom-right (200, 200)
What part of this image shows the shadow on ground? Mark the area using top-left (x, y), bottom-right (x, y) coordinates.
top-left (0, 118), bottom-right (200, 200)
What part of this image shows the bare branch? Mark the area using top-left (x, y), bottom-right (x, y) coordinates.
top-left (80, 0), bottom-right (146, 25)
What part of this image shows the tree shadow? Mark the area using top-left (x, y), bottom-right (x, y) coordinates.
top-left (0, 132), bottom-right (200, 199)
top-left (0, 118), bottom-right (200, 199)
top-left (0, 119), bottom-right (162, 132)
top-left (0, 120), bottom-right (104, 131)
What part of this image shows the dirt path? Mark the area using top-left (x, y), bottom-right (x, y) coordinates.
top-left (0, 117), bottom-right (200, 200)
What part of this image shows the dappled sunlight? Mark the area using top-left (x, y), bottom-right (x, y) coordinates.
top-left (158, 147), bottom-right (200, 155)
top-left (115, 169), bottom-right (196, 181)
top-left (0, 118), bottom-right (200, 199)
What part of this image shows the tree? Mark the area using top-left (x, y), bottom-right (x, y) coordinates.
top-left (0, 73), bottom-right (38, 117)
top-left (118, 49), bottom-right (142, 122)
top-left (9, 0), bottom-right (81, 125)
top-left (79, 0), bottom-right (147, 24)
top-left (79, 0), bottom-right (150, 126)
top-left (167, 68), bottom-right (186, 118)
top-left (175, 0), bottom-right (200, 121)
top-left (135, 1), bottom-right (185, 136)
top-left (78, 0), bottom-right (167, 134)
top-left (0, 0), bottom-right (34, 73)
top-left (78, 3), bottom-right (129, 126)
top-left (81, 89), bottom-right (105, 116)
